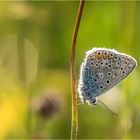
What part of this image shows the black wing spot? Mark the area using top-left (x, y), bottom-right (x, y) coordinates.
top-left (99, 85), bottom-right (103, 89)
top-left (105, 62), bottom-right (108, 66)
top-left (94, 79), bottom-right (97, 82)
top-left (107, 72), bottom-right (112, 76)
top-left (90, 62), bottom-right (94, 65)
top-left (109, 64), bottom-right (112, 68)
top-left (95, 63), bottom-right (99, 67)
top-left (106, 80), bottom-right (110, 84)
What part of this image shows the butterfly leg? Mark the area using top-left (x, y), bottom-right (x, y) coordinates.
top-left (77, 96), bottom-right (86, 105)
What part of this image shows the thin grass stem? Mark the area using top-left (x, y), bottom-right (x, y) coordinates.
top-left (70, 0), bottom-right (85, 139)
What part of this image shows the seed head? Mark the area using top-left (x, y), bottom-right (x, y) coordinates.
top-left (31, 90), bottom-right (62, 119)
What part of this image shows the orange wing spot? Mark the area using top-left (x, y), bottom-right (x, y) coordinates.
top-left (108, 53), bottom-right (114, 60)
top-left (96, 51), bottom-right (102, 60)
top-left (89, 57), bottom-right (94, 60)
top-left (125, 61), bottom-right (128, 64)
top-left (88, 54), bottom-right (95, 60)
top-left (103, 52), bottom-right (108, 60)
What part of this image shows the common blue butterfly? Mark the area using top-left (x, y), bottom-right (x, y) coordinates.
top-left (78, 48), bottom-right (137, 116)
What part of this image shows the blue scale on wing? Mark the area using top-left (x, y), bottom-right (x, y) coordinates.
top-left (83, 62), bottom-right (95, 84)
top-left (93, 54), bottom-right (122, 97)
top-left (82, 63), bottom-right (99, 99)
top-left (88, 73), bottom-right (103, 97)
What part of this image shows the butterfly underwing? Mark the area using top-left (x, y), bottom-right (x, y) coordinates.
top-left (78, 48), bottom-right (137, 106)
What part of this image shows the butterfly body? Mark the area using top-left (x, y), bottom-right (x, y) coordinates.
top-left (78, 48), bottom-right (137, 106)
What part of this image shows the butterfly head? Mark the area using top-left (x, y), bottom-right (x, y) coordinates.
top-left (88, 98), bottom-right (97, 106)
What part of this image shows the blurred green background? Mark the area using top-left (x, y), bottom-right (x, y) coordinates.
top-left (0, 1), bottom-right (140, 139)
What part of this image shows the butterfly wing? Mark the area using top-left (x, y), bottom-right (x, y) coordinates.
top-left (79, 48), bottom-right (137, 99)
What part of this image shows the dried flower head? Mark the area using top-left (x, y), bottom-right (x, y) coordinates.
top-left (31, 90), bottom-right (62, 119)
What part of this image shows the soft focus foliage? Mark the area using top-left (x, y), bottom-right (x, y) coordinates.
top-left (0, 1), bottom-right (140, 139)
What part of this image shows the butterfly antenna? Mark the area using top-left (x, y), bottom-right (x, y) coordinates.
top-left (97, 99), bottom-right (118, 117)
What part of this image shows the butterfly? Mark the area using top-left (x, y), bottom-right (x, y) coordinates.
top-left (78, 48), bottom-right (137, 116)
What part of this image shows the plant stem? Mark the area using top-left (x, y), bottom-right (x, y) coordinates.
top-left (70, 0), bottom-right (85, 139)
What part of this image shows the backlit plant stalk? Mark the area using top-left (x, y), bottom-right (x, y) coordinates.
top-left (70, 0), bottom-right (85, 139)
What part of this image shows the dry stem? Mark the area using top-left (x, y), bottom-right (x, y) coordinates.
top-left (70, 0), bottom-right (85, 139)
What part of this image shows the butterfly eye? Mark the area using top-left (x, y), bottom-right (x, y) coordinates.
top-left (91, 98), bottom-right (96, 104)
